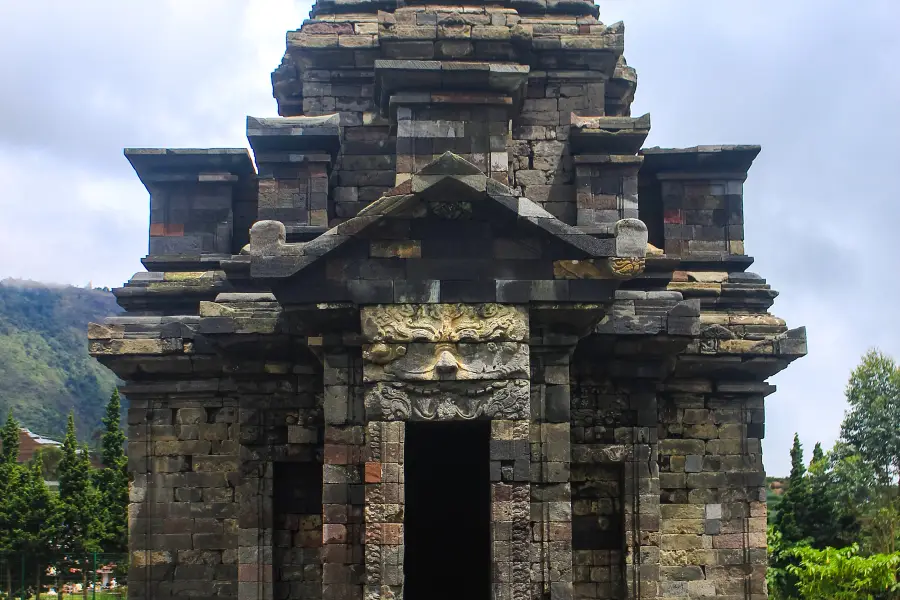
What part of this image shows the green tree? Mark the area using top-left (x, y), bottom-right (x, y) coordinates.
top-left (0, 411), bottom-right (21, 597)
top-left (32, 445), bottom-right (63, 481)
top-left (785, 544), bottom-right (900, 600)
top-left (843, 349), bottom-right (900, 486)
top-left (811, 441), bottom-right (824, 464)
top-left (766, 526), bottom-right (792, 600)
top-left (0, 410), bottom-right (19, 464)
top-left (9, 454), bottom-right (59, 596)
top-left (804, 442), bottom-right (842, 548)
top-left (95, 389), bottom-right (128, 553)
top-left (770, 434), bottom-right (811, 599)
top-left (815, 442), bottom-right (867, 548)
top-left (841, 349), bottom-right (900, 553)
top-left (57, 413), bottom-right (102, 600)
top-left (775, 433), bottom-right (809, 543)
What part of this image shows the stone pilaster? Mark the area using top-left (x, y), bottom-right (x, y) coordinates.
top-left (570, 360), bottom-right (664, 600)
top-left (322, 348), bottom-right (366, 600)
top-left (362, 421), bottom-right (404, 600)
top-left (657, 380), bottom-right (769, 599)
top-left (529, 344), bottom-right (574, 600)
top-left (126, 383), bottom-right (240, 600)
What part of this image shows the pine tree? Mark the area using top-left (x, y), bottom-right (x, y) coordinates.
top-left (57, 413), bottom-right (102, 599)
top-left (11, 454), bottom-right (59, 596)
top-left (96, 389), bottom-right (128, 553)
top-left (804, 441), bottom-right (841, 548)
top-left (775, 433), bottom-right (810, 543)
top-left (811, 441), bottom-right (824, 465)
top-left (0, 411), bottom-right (21, 597)
top-left (1, 410), bottom-right (19, 464)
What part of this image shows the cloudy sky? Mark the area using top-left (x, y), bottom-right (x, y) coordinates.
top-left (1, 0), bottom-right (897, 475)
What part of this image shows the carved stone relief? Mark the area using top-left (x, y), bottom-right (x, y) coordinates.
top-left (365, 379), bottom-right (530, 421)
top-left (361, 304), bottom-right (528, 343)
top-left (363, 342), bottom-right (529, 382)
top-left (360, 304), bottom-right (531, 421)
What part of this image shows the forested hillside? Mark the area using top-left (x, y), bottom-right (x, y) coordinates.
top-left (0, 279), bottom-right (121, 440)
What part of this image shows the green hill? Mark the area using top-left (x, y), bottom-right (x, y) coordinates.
top-left (0, 279), bottom-right (122, 440)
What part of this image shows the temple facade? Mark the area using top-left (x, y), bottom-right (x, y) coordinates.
top-left (89, 1), bottom-right (806, 599)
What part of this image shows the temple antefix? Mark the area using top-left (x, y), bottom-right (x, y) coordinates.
top-left (89, 1), bottom-right (806, 599)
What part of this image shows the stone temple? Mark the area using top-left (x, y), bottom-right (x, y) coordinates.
top-left (89, 1), bottom-right (807, 599)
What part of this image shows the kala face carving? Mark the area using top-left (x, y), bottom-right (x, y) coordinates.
top-left (360, 304), bottom-right (530, 421)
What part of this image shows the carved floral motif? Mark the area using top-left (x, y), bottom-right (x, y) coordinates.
top-left (366, 380), bottom-right (530, 421)
top-left (608, 257), bottom-right (646, 278)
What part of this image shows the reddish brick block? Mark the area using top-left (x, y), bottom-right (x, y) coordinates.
top-left (365, 461), bottom-right (382, 483)
top-left (382, 523), bottom-right (403, 545)
top-left (664, 209), bottom-right (683, 224)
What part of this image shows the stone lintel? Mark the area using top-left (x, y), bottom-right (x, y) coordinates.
top-left (654, 170), bottom-right (749, 182)
top-left (140, 253), bottom-right (231, 273)
top-left (572, 154), bottom-right (644, 166)
top-left (139, 172), bottom-right (239, 185)
top-left (572, 113), bottom-right (651, 131)
top-left (640, 145), bottom-right (761, 178)
top-left (569, 114), bottom-right (650, 154)
top-left (643, 253), bottom-right (755, 273)
top-left (246, 115), bottom-right (341, 154)
top-left (528, 69), bottom-right (610, 82)
top-left (374, 59), bottom-right (530, 114)
top-left (124, 148), bottom-right (255, 193)
top-left (252, 152), bottom-right (334, 165)
top-left (388, 90), bottom-right (515, 122)
top-left (308, 0), bottom-right (599, 18)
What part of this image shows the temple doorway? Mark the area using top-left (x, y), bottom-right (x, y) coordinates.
top-left (404, 421), bottom-right (491, 600)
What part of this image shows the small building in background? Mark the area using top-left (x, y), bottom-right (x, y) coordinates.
top-left (16, 427), bottom-right (62, 463)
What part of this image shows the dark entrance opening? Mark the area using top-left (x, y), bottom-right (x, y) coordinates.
top-left (404, 421), bottom-right (491, 600)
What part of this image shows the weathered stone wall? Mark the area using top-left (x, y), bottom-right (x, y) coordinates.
top-left (657, 384), bottom-right (767, 599)
top-left (275, 5), bottom-right (634, 229)
top-left (570, 374), bottom-right (660, 600)
top-left (321, 350), bottom-right (366, 600)
top-left (396, 104), bottom-right (510, 185)
top-left (333, 126), bottom-right (396, 220)
top-left (571, 463), bottom-right (624, 599)
top-left (128, 392), bottom-right (240, 600)
top-left (147, 181), bottom-right (235, 256)
top-left (659, 179), bottom-right (745, 257)
top-left (257, 162), bottom-right (329, 230)
top-left (235, 369), bottom-right (323, 600)
top-left (273, 462), bottom-right (324, 600)
top-left (574, 157), bottom-right (641, 228)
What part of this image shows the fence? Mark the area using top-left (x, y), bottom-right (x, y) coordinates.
top-left (0, 554), bottom-right (127, 600)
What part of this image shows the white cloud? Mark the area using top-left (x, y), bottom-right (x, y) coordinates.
top-left (0, 0), bottom-right (301, 286)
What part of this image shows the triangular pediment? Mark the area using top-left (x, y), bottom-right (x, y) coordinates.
top-left (247, 152), bottom-right (647, 305)
top-left (250, 152), bottom-right (644, 278)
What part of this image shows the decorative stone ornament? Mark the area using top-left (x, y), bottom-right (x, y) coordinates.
top-left (366, 379), bottom-right (530, 421)
top-left (361, 304), bottom-right (529, 343)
